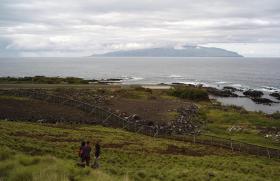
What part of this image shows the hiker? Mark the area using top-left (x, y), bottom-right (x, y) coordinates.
top-left (92, 141), bottom-right (101, 168)
top-left (82, 141), bottom-right (92, 166)
top-left (79, 141), bottom-right (86, 161)
top-left (95, 141), bottom-right (101, 160)
top-left (77, 141), bottom-right (86, 167)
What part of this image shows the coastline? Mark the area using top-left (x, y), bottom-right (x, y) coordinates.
top-left (0, 75), bottom-right (279, 114)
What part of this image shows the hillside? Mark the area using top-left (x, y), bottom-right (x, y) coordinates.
top-left (92, 45), bottom-right (243, 57)
top-left (1, 85), bottom-right (280, 180)
top-left (1, 120), bottom-right (280, 181)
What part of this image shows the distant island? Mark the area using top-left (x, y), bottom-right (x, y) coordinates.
top-left (92, 45), bottom-right (243, 57)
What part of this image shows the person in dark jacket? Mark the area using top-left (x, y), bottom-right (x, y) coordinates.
top-left (95, 141), bottom-right (101, 159)
top-left (79, 141), bottom-right (86, 162)
top-left (82, 141), bottom-right (92, 166)
top-left (92, 141), bottom-right (101, 168)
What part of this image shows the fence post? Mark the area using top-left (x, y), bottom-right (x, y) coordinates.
top-left (239, 143), bottom-right (241, 152)
top-left (122, 119), bottom-right (125, 128)
top-left (193, 134), bottom-right (196, 144)
top-left (267, 148), bottom-right (271, 159)
top-left (230, 139), bottom-right (233, 152)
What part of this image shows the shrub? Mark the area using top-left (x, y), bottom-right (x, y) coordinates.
top-left (271, 111), bottom-right (280, 119)
top-left (9, 168), bottom-right (33, 181)
top-left (0, 147), bottom-right (13, 161)
top-left (0, 162), bottom-right (15, 177)
top-left (168, 86), bottom-right (209, 101)
top-left (134, 86), bottom-right (153, 94)
top-left (18, 155), bottom-right (40, 166)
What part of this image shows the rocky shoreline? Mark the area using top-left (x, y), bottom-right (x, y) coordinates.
top-left (1, 76), bottom-right (279, 110)
top-left (168, 82), bottom-right (279, 106)
top-left (205, 86), bottom-right (279, 105)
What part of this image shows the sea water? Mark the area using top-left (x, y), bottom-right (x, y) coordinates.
top-left (0, 57), bottom-right (279, 113)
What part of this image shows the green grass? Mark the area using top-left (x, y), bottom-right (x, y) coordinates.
top-left (1, 120), bottom-right (280, 180)
top-left (0, 76), bottom-right (91, 84)
top-left (0, 147), bottom-right (115, 181)
top-left (0, 95), bottom-right (30, 101)
top-left (199, 103), bottom-right (280, 148)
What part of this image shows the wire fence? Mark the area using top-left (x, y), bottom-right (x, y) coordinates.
top-left (1, 89), bottom-right (279, 159)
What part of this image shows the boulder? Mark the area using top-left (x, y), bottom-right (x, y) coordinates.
top-left (223, 86), bottom-right (239, 91)
top-left (243, 90), bottom-right (263, 98)
top-left (270, 92), bottom-right (280, 100)
top-left (252, 98), bottom-right (274, 105)
top-left (207, 87), bottom-right (238, 97)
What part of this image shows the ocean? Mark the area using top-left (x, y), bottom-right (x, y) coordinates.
top-left (0, 57), bottom-right (279, 113)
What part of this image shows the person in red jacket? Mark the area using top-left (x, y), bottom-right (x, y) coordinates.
top-left (79, 141), bottom-right (86, 162)
top-left (82, 141), bottom-right (92, 166)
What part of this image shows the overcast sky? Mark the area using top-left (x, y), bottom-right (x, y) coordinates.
top-left (1, 0), bottom-right (280, 57)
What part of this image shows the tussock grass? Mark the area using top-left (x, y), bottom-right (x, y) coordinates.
top-left (0, 148), bottom-right (115, 181)
top-left (199, 103), bottom-right (280, 148)
top-left (1, 120), bottom-right (280, 180)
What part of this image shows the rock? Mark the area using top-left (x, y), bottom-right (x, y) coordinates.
top-left (223, 86), bottom-right (238, 91)
top-left (172, 82), bottom-right (185, 85)
top-left (105, 78), bottom-right (123, 81)
top-left (270, 92), bottom-right (280, 100)
top-left (196, 84), bottom-right (203, 88)
top-left (208, 172), bottom-right (215, 177)
top-left (243, 90), bottom-right (263, 98)
top-left (37, 119), bottom-right (46, 123)
top-left (252, 98), bottom-right (274, 105)
top-left (207, 87), bottom-right (238, 97)
top-left (120, 112), bottom-right (129, 117)
top-left (132, 114), bottom-right (141, 120)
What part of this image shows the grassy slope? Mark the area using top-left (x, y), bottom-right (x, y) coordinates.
top-left (1, 86), bottom-right (280, 148)
top-left (198, 103), bottom-right (280, 149)
top-left (1, 120), bottom-right (280, 181)
top-left (0, 148), bottom-right (115, 181)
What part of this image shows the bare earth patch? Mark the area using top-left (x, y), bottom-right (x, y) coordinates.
top-left (108, 97), bottom-right (192, 123)
top-left (0, 98), bottom-right (96, 123)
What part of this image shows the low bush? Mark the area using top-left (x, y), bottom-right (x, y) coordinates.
top-left (0, 147), bottom-right (13, 161)
top-left (0, 151), bottom-right (115, 181)
top-left (271, 111), bottom-right (280, 119)
top-left (9, 167), bottom-right (33, 181)
top-left (0, 76), bottom-right (91, 84)
top-left (18, 156), bottom-right (40, 166)
top-left (168, 86), bottom-right (209, 101)
top-left (134, 86), bottom-right (153, 94)
top-left (0, 162), bottom-right (15, 177)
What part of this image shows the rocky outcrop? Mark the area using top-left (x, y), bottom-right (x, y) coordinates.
top-left (117, 104), bottom-right (202, 135)
top-left (252, 98), bottom-right (275, 105)
top-left (223, 86), bottom-right (242, 92)
top-left (170, 105), bottom-right (202, 135)
top-left (270, 92), bottom-right (280, 100)
top-left (243, 90), bottom-right (263, 98)
top-left (207, 87), bottom-right (238, 97)
top-left (258, 127), bottom-right (280, 142)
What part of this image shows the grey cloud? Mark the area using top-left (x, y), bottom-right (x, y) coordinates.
top-left (0, 0), bottom-right (280, 56)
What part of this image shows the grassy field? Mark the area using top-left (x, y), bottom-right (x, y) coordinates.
top-left (1, 120), bottom-right (280, 181)
top-left (198, 102), bottom-right (280, 149)
top-left (1, 85), bottom-right (280, 180)
top-left (1, 85), bottom-right (280, 149)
